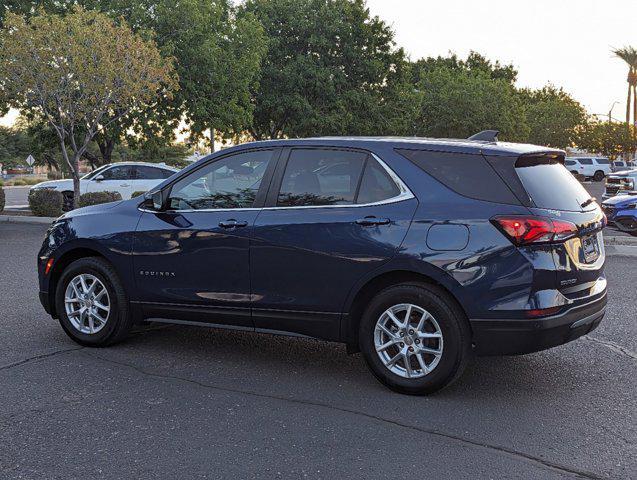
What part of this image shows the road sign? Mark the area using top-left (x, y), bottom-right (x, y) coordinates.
top-left (25, 154), bottom-right (35, 167)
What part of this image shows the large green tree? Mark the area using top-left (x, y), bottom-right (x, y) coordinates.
top-left (519, 86), bottom-right (587, 148)
top-left (0, 8), bottom-right (177, 207)
top-left (241, 0), bottom-right (414, 139)
top-left (576, 120), bottom-right (637, 159)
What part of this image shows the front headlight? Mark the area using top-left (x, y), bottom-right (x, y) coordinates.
top-left (625, 203), bottom-right (637, 209)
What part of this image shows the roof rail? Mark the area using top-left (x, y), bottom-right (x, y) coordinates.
top-left (468, 130), bottom-right (499, 142)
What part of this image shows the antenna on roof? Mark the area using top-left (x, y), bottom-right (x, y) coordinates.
top-left (468, 130), bottom-right (499, 142)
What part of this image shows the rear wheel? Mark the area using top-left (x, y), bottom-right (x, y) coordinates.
top-left (593, 170), bottom-right (605, 182)
top-left (359, 283), bottom-right (471, 395)
top-left (55, 257), bottom-right (133, 346)
top-left (616, 217), bottom-right (637, 236)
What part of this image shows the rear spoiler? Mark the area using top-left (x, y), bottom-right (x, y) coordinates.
top-left (468, 130), bottom-right (499, 142)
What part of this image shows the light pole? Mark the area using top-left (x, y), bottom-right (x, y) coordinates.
top-left (608, 101), bottom-right (619, 123)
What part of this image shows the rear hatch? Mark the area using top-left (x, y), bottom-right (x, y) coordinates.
top-left (512, 154), bottom-right (606, 300)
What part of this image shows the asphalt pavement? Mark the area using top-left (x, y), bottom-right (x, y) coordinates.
top-left (0, 223), bottom-right (635, 480)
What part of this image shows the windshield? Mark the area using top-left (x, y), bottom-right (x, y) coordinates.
top-left (516, 162), bottom-right (593, 212)
top-left (82, 165), bottom-right (110, 180)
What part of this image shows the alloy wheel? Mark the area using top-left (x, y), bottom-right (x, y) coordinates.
top-left (374, 303), bottom-right (443, 379)
top-left (64, 274), bottom-right (110, 334)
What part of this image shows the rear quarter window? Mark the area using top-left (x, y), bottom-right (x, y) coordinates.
top-left (396, 149), bottom-right (520, 204)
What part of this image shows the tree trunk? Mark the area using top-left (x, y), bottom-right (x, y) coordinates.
top-left (72, 153), bottom-right (81, 210)
top-left (98, 137), bottom-right (115, 164)
top-left (210, 127), bottom-right (216, 153)
top-left (633, 82), bottom-right (637, 129)
top-left (627, 79), bottom-right (632, 125)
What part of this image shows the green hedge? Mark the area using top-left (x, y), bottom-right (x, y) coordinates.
top-left (0, 187), bottom-right (5, 213)
top-left (78, 191), bottom-right (123, 207)
top-left (28, 189), bottom-right (63, 217)
top-left (131, 190), bottom-right (146, 198)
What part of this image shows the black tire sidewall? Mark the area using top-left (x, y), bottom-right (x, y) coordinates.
top-left (55, 258), bottom-right (125, 346)
top-left (359, 283), bottom-right (469, 395)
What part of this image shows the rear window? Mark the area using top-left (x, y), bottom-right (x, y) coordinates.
top-left (396, 149), bottom-right (520, 204)
top-left (515, 160), bottom-right (592, 212)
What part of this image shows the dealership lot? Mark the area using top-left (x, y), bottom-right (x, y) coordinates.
top-left (0, 222), bottom-right (635, 479)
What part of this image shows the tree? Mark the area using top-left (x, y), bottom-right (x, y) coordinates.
top-left (612, 46), bottom-right (637, 126)
top-left (412, 51), bottom-right (518, 85)
top-left (519, 86), bottom-right (587, 148)
top-left (576, 120), bottom-right (637, 159)
top-left (240, 0), bottom-right (413, 139)
top-left (0, 8), bottom-right (177, 208)
top-left (412, 66), bottom-right (528, 141)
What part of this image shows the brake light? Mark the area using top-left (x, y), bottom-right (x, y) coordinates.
top-left (491, 216), bottom-right (578, 245)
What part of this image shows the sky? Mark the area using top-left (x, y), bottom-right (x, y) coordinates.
top-left (366, 0), bottom-right (637, 118)
top-left (1, 0), bottom-right (634, 127)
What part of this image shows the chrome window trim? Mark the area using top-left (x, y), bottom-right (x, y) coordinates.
top-left (139, 152), bottom-right (414, 214)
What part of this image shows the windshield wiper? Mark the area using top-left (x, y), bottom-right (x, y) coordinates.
top-left (581, 197), bottom-right (596, 208)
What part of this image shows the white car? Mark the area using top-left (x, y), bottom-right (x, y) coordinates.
top-left (564, 157), bottom-right (612, 181)
top-left (30, 162), bottom-right (179, 210)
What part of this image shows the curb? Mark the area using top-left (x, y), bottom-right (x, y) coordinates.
top-left (0, 214), bottom-right (56, 225)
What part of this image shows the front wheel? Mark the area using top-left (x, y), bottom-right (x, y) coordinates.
top-left (359, 283), bottom-right (472, 395)
top-left (55, 257), bottom-right (133, 346)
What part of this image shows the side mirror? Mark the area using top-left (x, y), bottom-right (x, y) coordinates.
top-left (144, 189), bottom-right (166, 211)
top-left (94, 174), bottom-right (105, 182)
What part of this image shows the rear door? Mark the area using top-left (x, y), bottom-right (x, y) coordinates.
top-left (250, 147), bottom-right (417, 340)
top-left (132, 165), bottom-right (175, 196)
top-left (86, 164), bottom-right (134, 198)
top-left (513, 156), bottom-right (606, 295)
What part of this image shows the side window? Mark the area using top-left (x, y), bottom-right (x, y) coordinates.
top-left (161, 168), bottom-right (176, 179)
top-left (135, 166), bottom-right (169, 180)
top-left (100, 165), bottom-right (133, 180)
top-left (578, 158), bottom-right (593, 165)
top-left (565, 160), bottom-right (576, 166)
top-left (595, 158), bottom-right (610, 165)
top-left (168, 150), bottom-right (272, 210)
top-left (277, 149), bottom-right (367, 206)
top-left (357, 158), bottom-right (401, 204)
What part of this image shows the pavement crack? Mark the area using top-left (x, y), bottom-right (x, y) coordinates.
top-left (0, 346), bottom-right (84, 372)
top-left (583, 335), bottom-right (637, 360)
top-left (82, 351), bottom-right (609, 480)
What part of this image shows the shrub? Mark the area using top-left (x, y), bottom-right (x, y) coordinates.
top-left (131, 190), bottom-right (146, 198)
top-left (78, 191), bottom-right (122, 207)
top-left (28, 189), bottom-right (63, 217)
top-left (0, 187), bottom-right (5, 213)
top-left (47, 171), bottom-right (63, 180)
top-left (11, 179), bottom-right (27, 186)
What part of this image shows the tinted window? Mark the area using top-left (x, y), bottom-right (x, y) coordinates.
top-left (100, 165), bottom-right (133, 180)
top-left (396, 149), bottom-right (519, 204)
top-left (135, 166), bottom-right (172, 180)
top-left (82, 165), bottom-right (109, 180)
top-left (595, 158), bottom-right (610, 165)
top-left (578, 158), bottom-right (593, 165)
top-left (565, 160), bottom-right (576, 166)
top-left (168, 150), bottom-right (272, 210)
top-left (277, 149), bottom-right (366, 206)
top-left (516, 161), bottom-right (592, 211)
top-left (357, 158), bottom-right (401, 204)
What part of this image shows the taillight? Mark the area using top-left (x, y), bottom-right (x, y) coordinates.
top-left (491, 216), bottom-right (578, 246)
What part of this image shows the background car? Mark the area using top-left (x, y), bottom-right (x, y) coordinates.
top-left (564, 156), bottom-right (612, 181)
top-left (601, 193), bottom-right (637, 236)
top-left (602, 168), bottom-right (637, 200)
top-left (612, 159), bottom-right (636, 172)
top-left (30, 162), bottom-right (179, 210)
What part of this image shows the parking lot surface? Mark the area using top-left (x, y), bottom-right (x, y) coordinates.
top-left (1, 223), bottom-right (635, 479)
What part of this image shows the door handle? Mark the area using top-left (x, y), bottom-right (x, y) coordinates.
top-left (219, 219), bottom-right (249, 229)
top-left (355, 216), bottom-right (390, 226)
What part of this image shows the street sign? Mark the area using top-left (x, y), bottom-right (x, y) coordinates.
top-left (25, 154), bottom-right (35, 167)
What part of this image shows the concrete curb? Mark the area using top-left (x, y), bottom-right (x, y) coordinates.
top-left (2, 214), bottom-right (637, 257)
top-left (0, 214), bottom-right (56, 224)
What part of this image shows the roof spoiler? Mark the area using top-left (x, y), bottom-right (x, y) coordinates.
top-left (468, 130), bottom-right (499, 142)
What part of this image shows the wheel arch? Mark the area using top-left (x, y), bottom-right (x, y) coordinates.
top-left (342, 268), bottom-right (470, 352)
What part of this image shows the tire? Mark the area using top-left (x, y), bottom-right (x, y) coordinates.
top-left (593, 170), bottom-right (605, 182)
top-left (616, 217), bottom-right (637, 236)
top-left (570, 171), bottom-right (578, 176)
top-left (359, 282), bottom-right (472, 395)
top-left (62, 191), bottom-right (74, 211)
top-left (55, 257), bottom-right (133, 346)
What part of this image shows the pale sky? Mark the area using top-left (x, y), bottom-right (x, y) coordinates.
top-left (1, 0), bottom-right (634, 128)
top-left (366, 0), bottom-right (637, 117)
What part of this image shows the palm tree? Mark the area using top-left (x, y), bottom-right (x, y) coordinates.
top-left (613, 46), bottom-right (637, 126)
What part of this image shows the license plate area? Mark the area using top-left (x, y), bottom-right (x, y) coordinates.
top-left (582, 234), bottom-right (600, 263)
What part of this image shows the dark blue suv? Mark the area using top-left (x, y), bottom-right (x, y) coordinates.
top-left (37, 135), bottom-right (608, 394)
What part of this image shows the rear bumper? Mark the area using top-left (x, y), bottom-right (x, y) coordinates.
top-left (470, 294), bottom-right (607, 356)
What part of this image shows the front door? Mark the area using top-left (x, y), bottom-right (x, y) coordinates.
top-left (86, 164), bottom-right (134, 198)
top-left (250, 147), bottom-right (418, 340)
top-left (132, 148), bottom-right (277, 327)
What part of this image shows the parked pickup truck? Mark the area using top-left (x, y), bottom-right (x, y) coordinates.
top-left (602, 169), bottom-right (637, 200)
